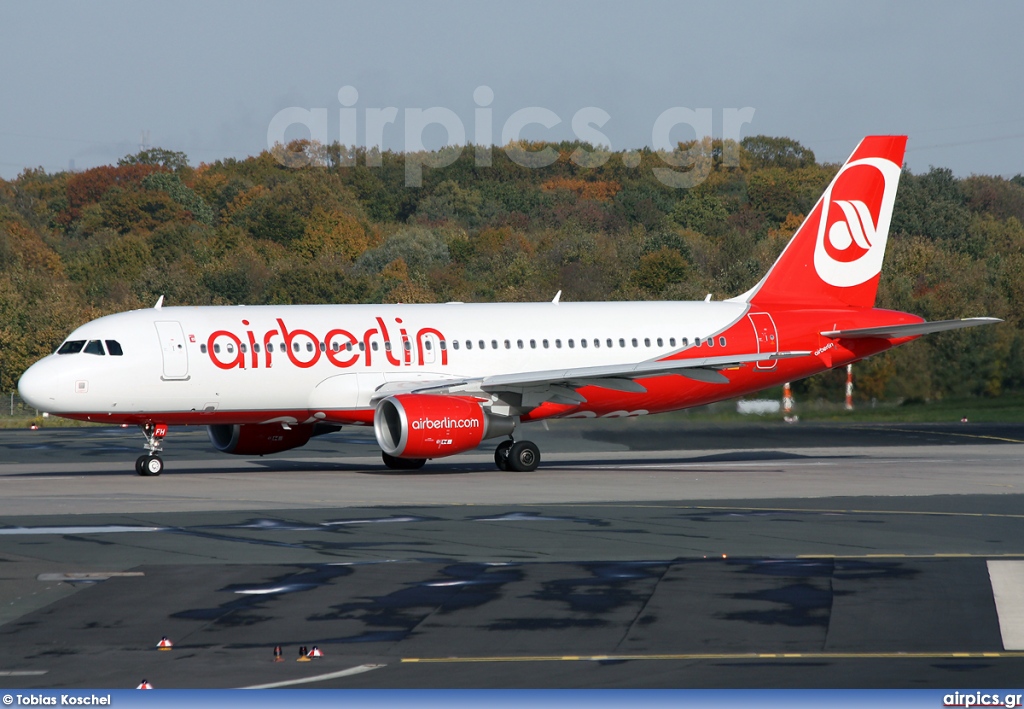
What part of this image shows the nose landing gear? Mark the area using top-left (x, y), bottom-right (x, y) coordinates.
top-left (136, 422), bottom-right (167, 476)
top-left (494, 437), bottom-right (540, 472)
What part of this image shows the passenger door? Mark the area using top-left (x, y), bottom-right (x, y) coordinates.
top-left (155, 321), bottom-right (189, 379)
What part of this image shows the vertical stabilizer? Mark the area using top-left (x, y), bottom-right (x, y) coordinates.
top-left (741, 136), bottom-right (907, 308)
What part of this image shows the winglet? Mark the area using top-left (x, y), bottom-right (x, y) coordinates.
top-left (154, 296), bottom-right (164, 310)
top-left (552, 290), bottom-right (562, 304)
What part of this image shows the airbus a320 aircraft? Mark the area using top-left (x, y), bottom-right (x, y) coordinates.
top-left (18, 136), bottom-right (999, 476)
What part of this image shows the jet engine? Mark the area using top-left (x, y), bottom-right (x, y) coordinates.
top-left (373, 394), bottom-right (515, 459)
top-left (207, 422), bottom-right (339, 455)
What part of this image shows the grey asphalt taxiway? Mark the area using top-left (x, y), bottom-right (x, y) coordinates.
top-left (0, 418), bottom-right (1022, 688)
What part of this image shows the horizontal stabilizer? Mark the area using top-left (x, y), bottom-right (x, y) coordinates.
top-left (821, 317), bottom-right (1002, 340)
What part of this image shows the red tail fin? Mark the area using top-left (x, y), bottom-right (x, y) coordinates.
top-left (742, 136), bottom-right (907, 308)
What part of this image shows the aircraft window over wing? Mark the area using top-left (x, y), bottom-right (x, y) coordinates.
top-left (84, 340), bottom-right (105, 356)
top-left (105, 340), bottom-right (123, 356)
top-left (57, 340), bottom-right (86, 355)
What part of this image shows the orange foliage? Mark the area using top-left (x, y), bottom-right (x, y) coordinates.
top-left (767, 212), bottom-right (805, 242)
top-left (3, 222), bottom-right (64, 275)
top-left (541, 177), bottom-right (621, 202)
top-left (61, 164), bottom-right (164, 225)
top-left (298, 207), bottom-right (375, 261)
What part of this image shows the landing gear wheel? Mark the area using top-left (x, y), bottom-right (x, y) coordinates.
top-left (494, 440), bottom-right (514, 471)
top-left (507, 440), bottom-right (540, 472)
top-left (137, 455), bottom-right (163, 476)
top-left (381, 452), bottom-right (426, 470)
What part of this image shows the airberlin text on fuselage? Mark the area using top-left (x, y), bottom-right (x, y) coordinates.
top-left (206, 317), bottom-right (448, 370)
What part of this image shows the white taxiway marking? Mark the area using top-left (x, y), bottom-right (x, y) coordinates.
top-left (0, 525), bottom-right (165, 535)
top-left (988, 560), bottom-right (1024, 650)
top-left (240, 663), bottom-right (385, 689)
top-left (0, 670), bottom-right (48, 676)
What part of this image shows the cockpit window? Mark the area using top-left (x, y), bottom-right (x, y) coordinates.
top-left (57, 340), bottom-right (86, 355)
top-left (105, 340), bottom-right (123, 356)
top-left (83, 340), bottom-right (106, 356)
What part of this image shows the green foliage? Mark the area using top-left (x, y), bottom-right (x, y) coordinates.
top-left (142, 172), bottom-right (214, 225)
top-left (741, 136), bottom-right (816, 169)
top-left (1, 137), bottom-right (1021, 405)
top-left (118, 148), bottom-right (190, 172)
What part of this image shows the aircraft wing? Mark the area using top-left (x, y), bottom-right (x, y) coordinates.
top-left (820, 317), bottom-right (1002, 340)
top-left (369, 350), bottom-right (810, 406)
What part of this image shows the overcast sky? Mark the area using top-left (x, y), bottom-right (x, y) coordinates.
top-left (1, 0), bottom-right (1021, 180)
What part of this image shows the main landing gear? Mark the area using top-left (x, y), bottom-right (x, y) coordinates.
top-left (494, 437), bottom-right (540, 472)
top-left (136, 422), bottom-right (167, 476)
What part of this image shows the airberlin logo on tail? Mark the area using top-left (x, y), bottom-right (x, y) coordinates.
top-left (813, 157), bottom-right (902, 288)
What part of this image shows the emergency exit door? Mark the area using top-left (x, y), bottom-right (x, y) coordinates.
top-left (747, 312), bottom-right (778, 370)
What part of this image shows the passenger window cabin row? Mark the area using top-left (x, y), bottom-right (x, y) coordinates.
top-left (199, 335), bottom-right (728, 356)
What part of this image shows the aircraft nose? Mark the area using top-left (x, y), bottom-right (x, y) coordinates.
top-left (18, 360), bottom-right (58, 411)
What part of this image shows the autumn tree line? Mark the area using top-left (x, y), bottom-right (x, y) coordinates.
top-left (1, 136), bottom-right (1022, 404)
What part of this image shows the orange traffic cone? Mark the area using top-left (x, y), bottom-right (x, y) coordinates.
top-left (307, 646), bottom-right (323, 658)
top-left (273, 645), bottom-right (283, 662)
top-left (297, 645), bottom-right (311, 662)
top-left (156, 636), bottom-right (173, 651)
top-left (136, 680), bottom-right (153, 689)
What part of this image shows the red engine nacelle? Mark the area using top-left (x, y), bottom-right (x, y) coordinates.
top-left (208, 422), bottom-right (316, 455)
top-left (374, 394), bottom-right (515, 459)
